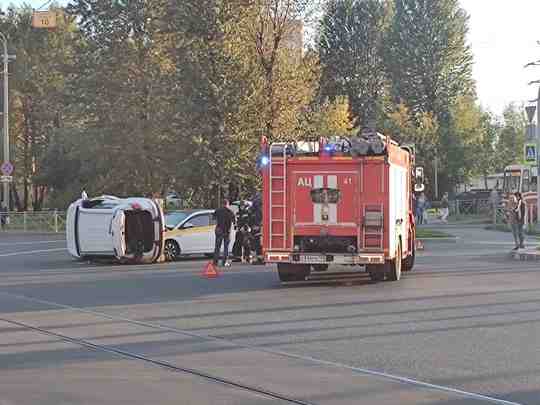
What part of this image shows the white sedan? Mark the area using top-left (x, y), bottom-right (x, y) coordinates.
top-left (163, 209), bottom-right (236, 261)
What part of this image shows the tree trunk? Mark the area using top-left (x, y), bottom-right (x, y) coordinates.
top-left (23, 177), bottom-right (29, 211)
top-left (265, 67), bottom-right (275, 140)
top-left (11, 183), bottom-right (22, 212)
top-left (22, 97), bottom-right (32, 211)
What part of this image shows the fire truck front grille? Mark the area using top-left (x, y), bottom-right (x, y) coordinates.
top-left (294, 236), bottom-right (357, 254)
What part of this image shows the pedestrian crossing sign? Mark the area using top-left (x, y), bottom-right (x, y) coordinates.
top-left (524, 143), bottom-right (537, 164)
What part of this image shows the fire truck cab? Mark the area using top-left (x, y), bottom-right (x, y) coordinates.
top-left (260, 129), bottom-right (422, 283)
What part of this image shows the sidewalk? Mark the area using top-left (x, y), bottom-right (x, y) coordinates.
top-left (420, 222), bottom-right (539, 252)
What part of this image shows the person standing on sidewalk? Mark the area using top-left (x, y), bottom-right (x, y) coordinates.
top-left (0, 205), bottom-right (7, 230)
top-left (440, 192), bottom-right (449, 224)
top-left (416, 192), bottom-right (426, 225)
top-left (511, 192), bottom-right (526, 250)
top-left (213, 199), bottom-right (236, 267)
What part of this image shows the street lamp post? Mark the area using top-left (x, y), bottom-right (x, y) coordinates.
top-left (0, 31), bottom-right (9, 210)
top-left (536, 86), bottom-right (540, 228)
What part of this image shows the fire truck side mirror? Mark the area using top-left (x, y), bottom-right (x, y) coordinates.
top-left (414, 167), bottom-right (425, 192)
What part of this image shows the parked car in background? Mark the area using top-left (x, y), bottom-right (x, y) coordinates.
top-left (163, 209), bottom-right (236, 261)
top-left (66, 196), bottom-right (165, 264)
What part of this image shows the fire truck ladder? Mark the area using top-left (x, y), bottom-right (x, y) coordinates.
top-left (269, 143), bottom-right (288, 250)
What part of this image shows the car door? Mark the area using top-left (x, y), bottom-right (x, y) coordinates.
top-left (178, 213), bottom-right (213, 254)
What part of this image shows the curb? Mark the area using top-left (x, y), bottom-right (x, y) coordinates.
top-left (513, 249), bottom-right (540, 262)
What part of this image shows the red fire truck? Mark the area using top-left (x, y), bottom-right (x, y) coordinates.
top-left (259, 129), bottom-right (424, 282)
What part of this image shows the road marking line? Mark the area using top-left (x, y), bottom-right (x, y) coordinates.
top-left (0, 240), bottom-right (65, 246)
top-left (0, 291), bottom-right (522, 405)
top-left (0, 248), bottom-right (66, 257)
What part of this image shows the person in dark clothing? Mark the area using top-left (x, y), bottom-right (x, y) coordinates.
top-left (249, 193), bottom-right (263, 263)
top-left (213, 199), bottom-right (236, 266)
top-left (0, 205), bottom-right (7, 230)
top-left (232, 201), bottom-right (251, 262)
top-left (512, 192), bottom-right (526, 250)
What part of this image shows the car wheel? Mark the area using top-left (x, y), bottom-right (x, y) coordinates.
top-left (164, 240), bottom-right (181, 261)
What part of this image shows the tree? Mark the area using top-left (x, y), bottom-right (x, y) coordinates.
top-left (386, 0), bottom-right (474, 117)
top-left (386, 0), bottom-right (474, 193)
top-left (301, 96), bottom-right (354, 139)
top-left (470, 111), bottom-right (499, 189)
top-left (250, 0), bottom-right (318, 140)
top-left (66, 0), bottom-right (178, 197)
top-left (2, 6), bottom-right (79, 210)
top-left (319, 0), bottom-right (390, 127)
top-left (494, 104), bottom-right (527, 172)
top-left (447, 95), bottom-right (487, 188)
top-left (382, 103), bottom-right (438, 190)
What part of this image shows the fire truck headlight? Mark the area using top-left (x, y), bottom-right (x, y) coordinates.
top-left (293, 244), bottom-right (300, 252)
top-left (347, 245), bottom-right (357, 253)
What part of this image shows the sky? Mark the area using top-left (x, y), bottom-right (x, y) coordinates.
top-left (4, 0), bottom-right (540, 118)
top-left (461, 0), bottom-right (540, 117)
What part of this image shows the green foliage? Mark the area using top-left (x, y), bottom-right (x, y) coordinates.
top-left (1, 0), bottom-right (529, 211)
top-left (386, 0), bottom-right (474, 117)
top-left (494, 104), bottom-right (527, 171)
top-left (385, 0), bottom-right (474, 193)
top-left (2, 6), bottom-right (79, 210)
top-left (319, 0), bottom-right (390, 126)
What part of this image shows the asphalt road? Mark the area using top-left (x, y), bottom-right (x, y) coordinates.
top-left (0, 226), bottom-right (538, 405)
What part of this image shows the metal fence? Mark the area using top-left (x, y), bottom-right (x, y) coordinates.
top-left (449, 198), bottom-right (538, 226)
top-left (450, 199), bottom-right (492, 216)
top-left (1, 211), bottom-right (66, 233)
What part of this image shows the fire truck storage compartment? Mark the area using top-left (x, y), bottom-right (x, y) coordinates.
top-left (124, 210), bottom-right (154, 254)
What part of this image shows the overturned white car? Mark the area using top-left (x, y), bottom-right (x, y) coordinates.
top-left (66, 196), bottom-right (165, 263)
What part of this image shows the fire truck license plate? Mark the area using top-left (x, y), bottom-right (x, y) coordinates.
top-left (299, 255), bottom-right (327, 263)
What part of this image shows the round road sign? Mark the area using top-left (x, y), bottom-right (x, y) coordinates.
top-left (1, 162), bottom-right (13, 176)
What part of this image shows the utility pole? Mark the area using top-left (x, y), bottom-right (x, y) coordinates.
top-left (434, 153), bottom-right (439, 200)
top-left (536, 86), bottom-right (540, 227)
top-left (0, 31), bottom-right (9, 210)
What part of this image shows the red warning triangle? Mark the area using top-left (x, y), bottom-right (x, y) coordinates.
top-left (202, 261), bottom-right (220, 278)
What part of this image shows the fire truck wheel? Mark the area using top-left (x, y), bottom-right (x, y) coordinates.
top-left (403, 244), bottom-right (415, 272)
top-left (277, 263), bottom-right (310, 282)
top-left (367, 265), bottom-right (385, 282)
top-left (387, 242), bottom-right (402, 281)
